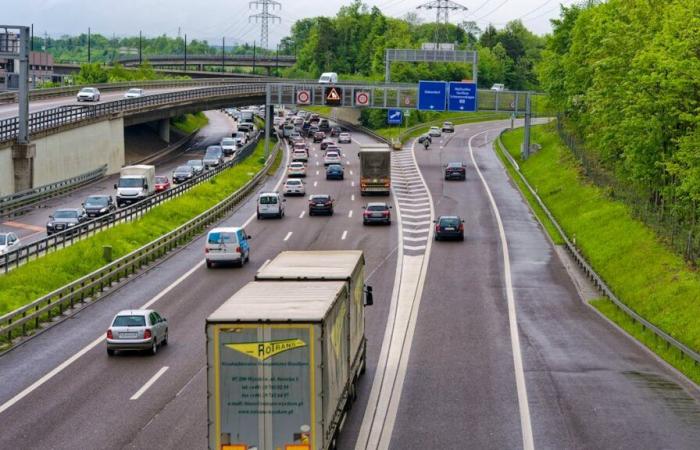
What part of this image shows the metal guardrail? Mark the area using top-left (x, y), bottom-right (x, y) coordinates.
top-left (0, 83), bottom-right (268, 144)
top-left (0, 136), bottom-right (279, 347)
top-left (495, 130), bottom-right (700, 366)
top-left (0, 131), bottom-right (262, 274)
top-left (0, 165), bottom-right (108, 218)
top-left (117, 54), bottom-right (297, 65)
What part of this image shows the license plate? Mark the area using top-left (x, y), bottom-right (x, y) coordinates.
top-left (88, 214), bottom-right (96, 217)
top-left (445, 227), bottom-right (455, 231)
top-left (119, 332), bottom-right (137, 338)
top-left (372, 213), bottom-right (383, 218)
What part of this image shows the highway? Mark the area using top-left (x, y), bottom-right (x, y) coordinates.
top-left (0, 118), bottom-right (699, 449)
top-left (0, 110), bottom-right (237, 250)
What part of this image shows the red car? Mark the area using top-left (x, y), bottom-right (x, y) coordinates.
top-left (154, 176), bottom-right (171, 192)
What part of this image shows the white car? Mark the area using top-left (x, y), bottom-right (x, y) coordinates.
top-left (257, 192), bottom-right (285, 219)
top-left (0, 232), bottom-right (21, 256)
top-left (292, 149), bottom-right (309, 162)
top-left (124, 88), bottom-right (144, 98)
top-left (220, 137), bottom-right (237, 157)
top-left (338, 132), bottom-right (352, 144)
top-left (77, 87), bottom-right (100, 102)
top-left (428, 126), bottom-right (442, 137)
top-left (232, 131), bottom-right (247, 147)
top-left (491, 83), bottom-right (505, 91)
top-left (324, 151), bottom-right (342, 166)
top-left (287, 162), bottom-right (307, 178)
top-left (283, 179), bottom-right (306, 196)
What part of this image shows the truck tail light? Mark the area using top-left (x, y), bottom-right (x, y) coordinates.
top-left (143, 329), bottom-right (152, 340)
top-left (106, 329), bottom-right (113, 339)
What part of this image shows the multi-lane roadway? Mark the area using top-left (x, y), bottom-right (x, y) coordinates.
top-left (0, 116), bottom-right (699, 449)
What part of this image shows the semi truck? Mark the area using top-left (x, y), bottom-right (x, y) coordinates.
top-left (113, 165), bottom-right (156, 207)
top-left (207, 250), bottom-right (373, 450)
top-left (358, 145), bottom-right (391, 196)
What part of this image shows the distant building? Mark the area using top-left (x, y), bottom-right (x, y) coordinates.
top-left (0, 32), bottom-right (61, 90)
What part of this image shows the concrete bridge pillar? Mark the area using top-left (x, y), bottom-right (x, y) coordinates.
top-left (158, 118), bottom-right (170, 143)
top-left (12, 142), bottom-right (35, 191)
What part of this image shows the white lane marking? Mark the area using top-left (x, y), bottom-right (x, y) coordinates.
top-left (469, 129), bottom-right (534, 450)
top-left (403, 236), bottom-right (427, 242)
top-left (403, 245), bottom-right (426, 251)
top-left (400, 207), bottom-right (430, 214)
top-left (402, 228), bottom-right (430, 234)
top-left (350, 170), bottom-right (354, 175)
top-left (316, 170), bottom-right (320, 175)
top-left (313, 181), bottom-right (318, 187)
top-left (348, 210), bottom-right (353, 218)
top-left (299, 210), bottom-right (306, 219)
top-left (400, 220), bottom-right (431, 226)
top-left (259, 259), bottom-right (271, 270)
top-left (401, 213), bottom-right (430, 220)
top-left (351, 194), bottom-right (355, 201)
top-left (341, 230), bottom-right (348, 240)
top-left (351, 181), bottom-right (355, 187)
top-left (283, 231), bottom-right (293, 242)
top-left (130, 366), bottom-right (169, 400)
top-left (316, 161), bottom-right (320, 166)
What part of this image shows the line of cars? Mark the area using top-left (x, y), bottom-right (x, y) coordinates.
top-left (76, 87), bottom-right (146, 102)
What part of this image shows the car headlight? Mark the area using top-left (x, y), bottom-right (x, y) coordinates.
top-left (100, 207), bottom-right (108, 213)
top-left (67, 223), bottom-right (75, 227)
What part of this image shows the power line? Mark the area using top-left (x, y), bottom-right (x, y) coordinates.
top-left (416, 0), bottom-right (468, 44)
top-left (472, 0), bottom-right (510, 22)
top-left (249, 0), bottom-right (281, 50)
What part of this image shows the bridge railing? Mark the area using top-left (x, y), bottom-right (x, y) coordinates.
top-left (117, 54), bottom-right (297, 65)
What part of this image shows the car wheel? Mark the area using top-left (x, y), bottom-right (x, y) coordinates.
top-left (435, 235), bottom-right (441, 241)
top-left (150, 339), bottom-right (158, 355)
top-left (387, 220), bottom-right (391, 225)
top-left (107, 348), bottom-right (115, 356)
top-left (460, 235), bottom-right (465, 241)
top-left (245, 250), bottom-right (250, 263)
top-left (206, 260), bottom-right (213, 268)
top-left (257, 213), bottom-right (261, 220)
top-left (329, 210), bottom-right (334, 216)
top-left (162, 332), bottom-right (168, 346)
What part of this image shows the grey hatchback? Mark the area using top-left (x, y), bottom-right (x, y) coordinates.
top-left (106, 309), bottom-right (168, 356)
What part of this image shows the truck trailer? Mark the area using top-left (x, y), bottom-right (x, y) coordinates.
top-left (207, 251), bottom-right (373, 450)
top-left (358, 145), bottom-right (391, 196)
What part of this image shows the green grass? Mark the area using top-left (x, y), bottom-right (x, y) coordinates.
top-left (0, 141), bottom-right (268, 316)
top-left (303, 106), bottom-right (333, 116)
top-left (373, 112), bottom-right (511, 143)
top-left (500, 123), bottom-right (700, 384)
top-left (171, 112), bottom-right (209, 134)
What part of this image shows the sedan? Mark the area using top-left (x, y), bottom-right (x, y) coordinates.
top-left (76, 87), bottom-right (100, 102)
top-left (0, 232), bottom-right (21, 256)
top-left (434, 215), bottom-right (465, 241)
top-left (338, 132), bottom-right (352, 144)
top-left (287, 162), bottom-right (307, 178)
top-left (320, 138), bottom-right (335, 150)
top-left (326, 164), bottom-right (344, 180)
top-left (106, 309), bottom-right (168, 356)
top-left (324, 151), bottom-right (342, 166)
top-left (154, 176), bottom-right (171, 192)
top-left (363, 202), bottom-right (392, 225)
top-left (444, 162), bottom-right (466, 180)
top-left (283, 179), bottom-right (306, 196)
top-left (428, 126), bottom-right (442, 137)
top-left (330, 126), bottom-right (342, 137)
top-left (203, 146), bottom-right (224, 168)
top-left (187, 159), bottom-right (205, 174)
top-left (82, 195), bottom-right (117, 218)
top-left (172, 165), bottom-right (195, 183)
top-left (308, 194), bottom-right (334, 216)
top-left (441, 121), bottom-right (455, 133)
top-left (313, 131), bottom-right (326, 143)
top-left (124, 88), bottom-right (144, 99)
top-left (46, 208), bottom-right (88, 235)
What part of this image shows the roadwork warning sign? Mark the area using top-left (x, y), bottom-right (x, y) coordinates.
top-left (324, 87), bottom-right (342, 106)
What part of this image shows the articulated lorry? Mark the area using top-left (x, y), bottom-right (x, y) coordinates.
top-left (114, 164), bottom-right (156, 207)
top-left (207, 250), bottom-right (373, 450)
top-left (358, 145), bottom-right (391, 195)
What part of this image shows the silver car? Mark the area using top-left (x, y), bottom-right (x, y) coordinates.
top-left (186, 159), bottom-right (205, 174)
top-left (77, 87), bottom-right (101, 102)
top-left (106, 309), bottom-right (168, 356)
top-left (0, 232), bottom-right (21, 256)
top-left (203, 146), bottom-right (224, 168)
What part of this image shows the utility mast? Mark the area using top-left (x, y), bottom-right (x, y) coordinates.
top-left (249, 0), bottom-right (281, 50)
top-left (417, 0), bottom-right (467, 45)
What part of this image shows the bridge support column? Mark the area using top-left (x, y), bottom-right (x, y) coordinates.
top-left (158, 119), bottom-right (171, 143)
top-left (12, 142), bottom-right (35, 192)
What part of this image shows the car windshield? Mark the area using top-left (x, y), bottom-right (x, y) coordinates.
top-left (290, 163), bottom-right (304, 169)
top-left (328, 165), bottom-right (342, 171)
top-left (286, 180), bottom-right (301, 186)
top-left (326, 153), bottom-right (339, 158)
top-left (112, 315), bottom-right (146, 327)
top-left (54, 210), bottom-right (79, 219)
top-left (208, 231), bottom-right (237, 244)
top-left (175, 166), bottom-right (191, 173)
top-left (311, 195), bottom-right (330, 201)
top-left (187, 160), bottom-right (202, 166)
top-left (447, 163), bottom-right (463, 168)
top-left (221, 138), bottom-right (235, 146)
top-left (118, 178), bottom-right (144, 188)
top-left (259, 196), bottom-right (278, 205)
top-left (85, 196), bottom-right (108, 207)
top-left (367, 205), bottom-right (387, 211)
top-left (127, 89), bottom-right (141, 94)
top-left (80, 88), bottom-right (94, 93)
top-left (439, 217), bottom-right (461, 227)
top-left (0, 235), bottom-right (5, 245)
top-left (205, 150), bottom-right (221, 158)
top-left (155, 177), bottom-right (168, 183)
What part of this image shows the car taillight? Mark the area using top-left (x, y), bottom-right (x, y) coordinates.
top-left (435, 224), bottom-right (441, 232)
top-left (383, 210), bottom-right (390, 216)
top-left (236, 246), bottom-right (241, 253)
top-left (106, 329), bottom-right (113, 339)
top-left (459, 224), bottom-right (464, 232)
top-left (364, 211), bottom-right (370, 217)
top-left (143, 329), bottom-right (152, 339)
top-left (205, 247), bottom-right (209, 253)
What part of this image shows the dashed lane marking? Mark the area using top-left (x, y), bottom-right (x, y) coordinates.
top-left (341, 230), bottom-right (348, 240)
top-left (130, 366), bottom-right (169, 400)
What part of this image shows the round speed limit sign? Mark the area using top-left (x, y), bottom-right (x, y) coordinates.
top-left (355, 91), bottom-right (370, 107)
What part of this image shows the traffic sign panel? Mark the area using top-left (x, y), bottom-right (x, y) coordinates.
top-left (387, 109), bottom-right (403, 125)
top-left (325, 87), bottom-right (342, 106)
top-left (448, 82), bottom-right (477, 112)
top-left (296, 89), bottom-right (311, 105)
top-left (417, 80), bottom-right (447, 111)
top-left (355, 90), bottom-right (370, 107)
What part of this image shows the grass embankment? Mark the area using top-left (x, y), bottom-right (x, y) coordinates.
top-left (373, 111), bottom-right (511, 142)
top-left (499, 123), bottom-right (700, 384)
top-left (171, 112), bottom-right (209, 134)
top-left (0, 140), bottom-right (268, 316)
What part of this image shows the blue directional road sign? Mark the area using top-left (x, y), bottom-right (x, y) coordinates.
top-left (417, 80), bottom-right (448, 111)
top-left (387, 109), bottom-right (403, 125)
top-left (448, 82), bottom-right (477, 112)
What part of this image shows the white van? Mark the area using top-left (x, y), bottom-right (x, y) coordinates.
top-left (205, 227), bottom-right (251, 268)
top-left (318, 72), bottom-right (338, 84)
top-left (491, 83), bottom-right (505, 91)
top-left (257, 192), bottom-right (285, 219)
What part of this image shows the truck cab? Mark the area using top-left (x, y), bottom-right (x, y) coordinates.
top-left (114, 165), bottom-right (156, 207)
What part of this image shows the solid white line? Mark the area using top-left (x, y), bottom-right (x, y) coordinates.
top-left (469, 129), bottom-right (534, 450)
top-left (341, 230), bottom-right (348, 240)
top-left (348, 210), bottom-right (353, 218)
top-left (299, 210), bottom-right (305, 219)
top-left (283, 231), bottom-right (293, 242)
top-left (130, 366), bottom-right (169, 400)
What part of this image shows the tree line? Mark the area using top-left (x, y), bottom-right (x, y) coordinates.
top-left (538, 0), bottom-right (700, 259)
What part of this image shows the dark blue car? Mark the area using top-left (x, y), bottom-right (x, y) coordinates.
top-left (326, 164), bottom-right (344, 180)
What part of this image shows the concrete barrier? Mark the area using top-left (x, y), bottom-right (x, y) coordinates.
top-left (0, 147), bottom-right (13, 195)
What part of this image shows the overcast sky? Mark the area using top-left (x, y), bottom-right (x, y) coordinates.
top-left (5, 0), bottom-right (578, 47)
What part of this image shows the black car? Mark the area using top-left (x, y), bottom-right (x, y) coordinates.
top-left (46, 208), bottom-right (88, 236)
top-left (307, 125), bottom-right (320, 138)
top-left (330, 126), bottom-right (342, 137)
top-left (326, 164), bottom-right (344, 180)
top-left (172, 165), bottom-right (195, 184)
top-left (417, 134), bottom-right (432, 144)
top-left (444, 162), bottom-right (466, 180)
top-left (318, 119), bottom-right (331, 133)
top-left (308, 194), bottom-right (334, 216)
top-left (313, 131), bottom-right (326, 143)
top-left (434, 215), bottom-right (465, 241)
top-left (362, 202), bottom-right (392, 225)
top-left (82, 195), bottom-right (117, 218)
